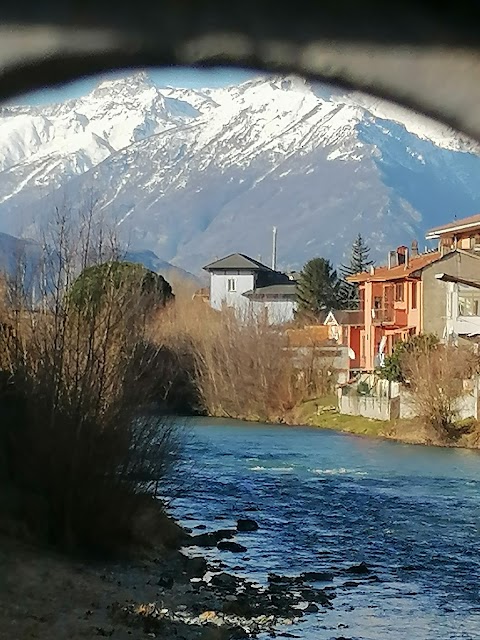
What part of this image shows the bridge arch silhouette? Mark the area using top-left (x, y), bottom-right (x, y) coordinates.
top-left (0, 2), bottom-right (480, 151)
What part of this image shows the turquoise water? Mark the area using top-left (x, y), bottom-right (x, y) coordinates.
top-left (171, 418), bottom-right (480, 639)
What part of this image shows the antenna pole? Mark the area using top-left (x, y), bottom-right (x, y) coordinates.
top-left (271, 226), bottom-right (277, 270)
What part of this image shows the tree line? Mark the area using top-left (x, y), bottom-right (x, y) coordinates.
top-left (296, 233), bottom-right (373, 319)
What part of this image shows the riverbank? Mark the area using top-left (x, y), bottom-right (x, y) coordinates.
top-left (0, 519), bottom-right (340, 640)
top-left (219, 395), bottom-right (480, 449)
top-left (290, 398), bottom-right (480, 449)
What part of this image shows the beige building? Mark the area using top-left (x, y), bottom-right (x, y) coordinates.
top-left (422, 250), bottom-right (480, 340)
top-left (424, 214), bottom-right (480, 342)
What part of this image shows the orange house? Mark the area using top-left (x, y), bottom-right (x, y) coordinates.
top-left (348, 244), bottom-right (440, 370)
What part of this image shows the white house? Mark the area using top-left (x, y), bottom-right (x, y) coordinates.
top-left (203, 253), bottom-right (297, 324)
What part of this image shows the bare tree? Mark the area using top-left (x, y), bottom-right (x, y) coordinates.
top-left (0, 206), bottom-right (180, 551)
top-left (403, 344), bottom-right (475, 440)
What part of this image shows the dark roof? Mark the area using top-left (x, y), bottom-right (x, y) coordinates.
top-left (242, 283), bottom-right (297, 299)
top-left (203, 253), bottom-right (273, 272)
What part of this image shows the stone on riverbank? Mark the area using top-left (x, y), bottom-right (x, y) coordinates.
top-left (187, 530), bottom-right (236, 548)
top-left (210, 573), bottom-right (241, 590)
top-left (217, 541), bottom-right (247, 553)
top-left (236, 519), bottom-right (259, 532)
top-left (346, 561), bottom-right (370, 575)
top-left (301, 571), bottom-right (334, 582)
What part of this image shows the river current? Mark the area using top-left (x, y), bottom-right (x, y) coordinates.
top-left (170, 418), bottom-right (480, 640)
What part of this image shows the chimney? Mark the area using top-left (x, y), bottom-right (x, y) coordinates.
top-left (411, 239), bottom-right (419, 257)
top-left (387, 250), bottom-right (397, 269)
top-left (397, 245), bottom-right (407, 265)
top-left (370, 265), bottom-right (375, 275)
top-left (404, 247), bottom-right (409, 269)
top-left (271, 226), bottom-right (277, 271)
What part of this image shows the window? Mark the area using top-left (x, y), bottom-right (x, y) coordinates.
top-left (411, 281), bottom-right (417, 309)
top-left (373, 296), bottom-right (382, 309)
top-left (458, 289), bottom-right (480, 316)
top-left (227, 278), bottom-right (236, 292)
top-left (395, 282), bottom-right (404, 302)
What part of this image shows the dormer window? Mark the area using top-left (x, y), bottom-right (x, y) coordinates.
top-left (227, 278), bottom-right (236, 292)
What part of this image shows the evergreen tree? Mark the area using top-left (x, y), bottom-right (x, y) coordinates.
top-left (69, 260), bottom-right (173, 316)
top-left (340, 234), bottom-right (374, 308)
top-left (296, 257), bottom-right (344, 319)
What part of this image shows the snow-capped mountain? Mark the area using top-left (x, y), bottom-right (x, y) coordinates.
top-left (1, 71), bottom-right (480, 273)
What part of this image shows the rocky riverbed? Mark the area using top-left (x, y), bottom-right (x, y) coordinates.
top-left (0, 518), bottom-right (378, 640)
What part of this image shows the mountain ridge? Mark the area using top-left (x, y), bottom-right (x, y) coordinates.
top-left (1, 72), bottom-right (480, 273)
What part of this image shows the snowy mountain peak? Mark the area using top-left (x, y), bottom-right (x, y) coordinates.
top-left (92, 70), bottom-right (154, 96)
top-left (0, 72), bottom-right (480, 273)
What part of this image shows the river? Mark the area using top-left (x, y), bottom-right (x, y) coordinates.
top-left (170, 418), bottom-right (480, 640)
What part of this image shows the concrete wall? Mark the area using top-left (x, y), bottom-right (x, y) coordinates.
top-left (210, 271), bottom-right (255, 313)
top-left (398, 389), bottom-right (417, 419)
top-left (338, 390), bottom-right (395, 420)
top-left (399, 388), bottom-right (477, 420)
top-left (422, 251), bottom-right (480, 338)
top-left (340, 378), bottom-right (480, 421)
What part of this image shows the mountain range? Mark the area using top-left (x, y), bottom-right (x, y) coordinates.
top-left (1, 71), bottom-right (480, 274)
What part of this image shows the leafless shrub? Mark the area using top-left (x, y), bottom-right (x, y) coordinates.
top-left (0, 210), bottom-right (181, 552)
top-left (402, 344), bottom-right (475, 440)
top-left (151, 296), bottom-right (336, 422)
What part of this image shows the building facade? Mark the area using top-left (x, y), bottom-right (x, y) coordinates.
top-left (348, 244), bottom-right (440, 371)
top-left (203, 253), bottom-right (297, 324)
top-left (424, 214), bottom-right (480, 342)
top-left (343, 214), bottom-right (480, 370)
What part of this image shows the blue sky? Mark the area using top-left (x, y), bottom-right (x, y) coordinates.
top-left (13, 67), bottom-right (260, 106)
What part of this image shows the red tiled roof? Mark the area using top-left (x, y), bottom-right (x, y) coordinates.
top-left (426, 213), bottom-right (480, 236)
top-left (348, 251), bottom-right (441, 283)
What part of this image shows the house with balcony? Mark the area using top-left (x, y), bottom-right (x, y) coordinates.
top-left (347, 243), bottom-right (441, 370)
top-left (426, 213), bottom-right (480, 255)
top-left (345, 213), bottom-right (480, 370)
top-left (203, 253), bottom-right (297, 324)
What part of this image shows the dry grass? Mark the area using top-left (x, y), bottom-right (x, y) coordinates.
top-left (150, 295), bottom-right (337, 422)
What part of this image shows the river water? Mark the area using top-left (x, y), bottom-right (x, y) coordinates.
top-left (170, 418), bottom-right (480, 640)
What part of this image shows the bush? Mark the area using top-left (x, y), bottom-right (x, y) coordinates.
top-left (69, 260), bottom-right (173, 317)
top-left (150, 297), bottom-right (336, 422)
top-left (379, 333), bottom-right (439, 382)
top-left (357, 380), bottom-right (371, 396)
top-left (0, 216), bottom-right (181, 553)
top-left (402, 344), bottom-right (475, 439)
